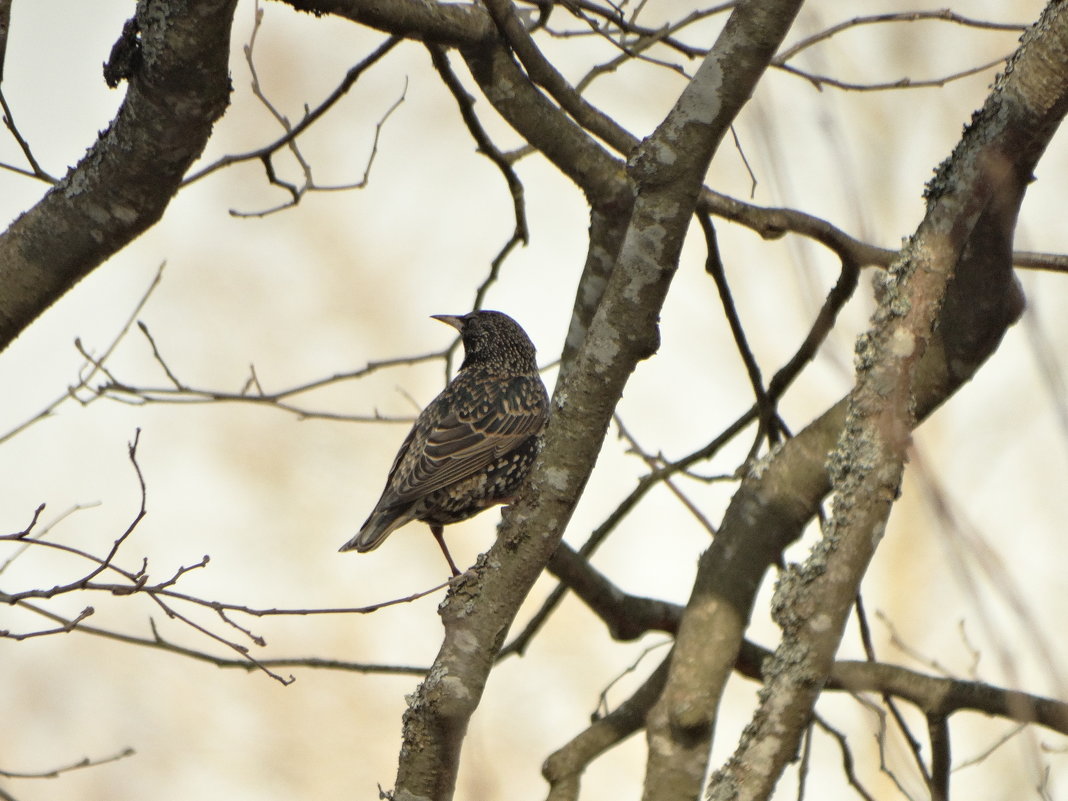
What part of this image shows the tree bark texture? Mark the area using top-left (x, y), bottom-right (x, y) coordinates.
top-left (694, 5), bottom-right (1068, 800)
top-left (4, 1), bottom-right (1067, 800)
top-left (0, 0), bottom-right (237, 352)
top-left (390, 2), bottom-right (804, 799)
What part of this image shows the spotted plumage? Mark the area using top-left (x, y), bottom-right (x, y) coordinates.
top-left (339, 311), bottom-right (549, 574)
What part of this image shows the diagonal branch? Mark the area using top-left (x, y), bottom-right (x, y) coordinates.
top-left (698, 211), bottom-right (780, 458)
top-left (534, 541), bottom-right (1068, 797)
top-left (460, 36), bottom-right (626, 204)
top-left (704, 5), bottom-right (1068, 799)
top-left (0, 0), bottom-right (9, 83)
top-left (482, 0), bottom-right (636, 149)
top-left (389, 3), bottom-right (803, 800)
top-left (0, 0), bottom-right (239, 353)
top-left (184, 31), bottom-right (402, 198)
top-left (280, 0), bottom-right (494, 47)
top-left (427, 43), bottom-right (530, 306)
top-left (543, 654), bottom-right (672, 801)
top-left (0, 87), bottom-right (54, 182)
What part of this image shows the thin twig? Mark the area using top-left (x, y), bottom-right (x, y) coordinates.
top-left (427, 44), bottom-right (529, 313)
top-left (0, 86), bottom-right (55, 182)
top-left (183, 23), bottom-right (402, 199)
top-left (774, 56), bottom-right (1008, 93)
top-left (857, 595), bottom-right (933, 791)
top-left (776, 10), bottom-right (1026, 63)
top-left (15, 600), bottom-right (429, 676)
top-left (613, 413), bottom-right (717, 535)
top-left (0, 263), bottom-right (166, 446)
top-left (952, 723), bottom-right (1026, 771)
top-left (698, 211), bottom-right (780, 462)
top-left (84, 343), bottom-right (449, 424)
top-left (137, 321), bottom-right (184, 389)
top-left (0, 747), bottom-right (135, 780)
top-left (812, 714), bottom-right (878, 801)
top-left (0, 430), bottom-right (448, 685)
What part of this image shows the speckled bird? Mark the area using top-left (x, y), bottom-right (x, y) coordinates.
top-left (339, 311), bottom-right (549, 575)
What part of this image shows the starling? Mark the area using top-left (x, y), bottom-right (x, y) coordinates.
top-left (340, 311), bottom-right (549, 575)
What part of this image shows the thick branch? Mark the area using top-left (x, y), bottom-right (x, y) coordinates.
top-left (829, 659), bottom-right (1068, 735)
top-left (481, 0), bottom-right (635, 150)
top-left (704, 5), bottom-right (1068, 799)
top-left (629, 4), bottom-right (805, 796)
top-left (0, 0), bottom-right (238, 353)
top-left (279, 0), bottom-right (493, 46)
top-left (539, 549), bottom-right (1068, 797)
top-left (460, 38), bottom-right (626, 204)
top-left (390, 3), bottom-right (801, 799)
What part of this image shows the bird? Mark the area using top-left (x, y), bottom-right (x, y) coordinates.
top-left (339, 311), bottom-right (549, 576)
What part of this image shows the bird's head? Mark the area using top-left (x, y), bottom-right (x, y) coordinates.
top-left (432, 311), bottom-right (538, 372)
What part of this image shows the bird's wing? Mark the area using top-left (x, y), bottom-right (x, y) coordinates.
top-left (381, 383), bottom-right (547, 506)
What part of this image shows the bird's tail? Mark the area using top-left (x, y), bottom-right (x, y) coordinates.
top-left (338, 508), bottom-right (405, 553)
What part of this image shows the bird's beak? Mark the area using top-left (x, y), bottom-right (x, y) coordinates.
top-left (431, 314), bottom-right (464, 332)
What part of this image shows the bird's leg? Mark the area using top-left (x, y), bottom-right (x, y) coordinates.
top-left (430, 524), bottom-right (461, 577)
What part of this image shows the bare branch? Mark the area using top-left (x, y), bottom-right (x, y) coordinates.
top-left (777, 10), bottom-right (1026, 63)
top-left (427, 44), bottom-right (530, 309)
top-left (0, 0), bottom-right (53, 182)
top-left (953, 724), bottom-right (1027, 771)
top-left (774, 55), bottom-right (1009, 93)
top-left (183, 9), bottom-right (403, 215)
top-left (0, 88), bottom-right (55, 182)
top-left (812, 715), bottom-right (877, 801)
top-left (0, 0), bottom-right (9, 83)
top-left (0, 606), bottom-right (95, 640)
top-left (3, 503), bottom-right (44, 541)
top-left (1013, 250), bottom-right (1068, 272)
top-left (483, 0), bottom-right (636, 151)
top-left (706, 6), bottom-right (1068, 796)
top-left (613, 414), bottom-right (719, 534)
top-left (527, 544), bottom-right (1068, 799)
top-left (856, 595), bottom-right (933, 792)
top-left (81, 329), bottom-right (447, 424)
top-left (543, 654), bottom-right (672, 801)
top-left (14, 600), bottom-right (429, 677)
top-left (279, 0), bottom-right (495, 48)
top-left (183, 9), bottom-right (399, 188)
top-left (698, 211), bottom-right (780, 460)
top-left (562, 0), bottom-right (732, 62)
top-left (0, 262), bottom-right (165, 446)
top-left (927, 714), bottom-right (951, 801)
top-left (0, 2), bottom-right (239, 353)
top-left (0, 747), bottom-right (135, 780)
top-left (0, 427), bottom-right (448, 686)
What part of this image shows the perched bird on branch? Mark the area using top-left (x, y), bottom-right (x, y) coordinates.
top-left (340, 311), bottom-right (549, 575)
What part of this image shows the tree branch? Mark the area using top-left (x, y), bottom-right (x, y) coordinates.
top-left (460, 37), bottom-right (626, 204)
top-left (0, 0), bottom-right (239, 353)
top-left (389, 3), bottom-right (803, 799)
top-left (543, 654), bottom-right (672, 801)
top-left (184, 33), bottom-right (401, 188)
top-left (705, 5), bottom-right (1068, 798)
top-left (481, 0), bottom-right (635, 150)
top-left (0, 0), bottom-right (10, 83)
top-left (536, 543), bottom-right (1068, 795)
top-left (278, 0), bottom-right (494, 47)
